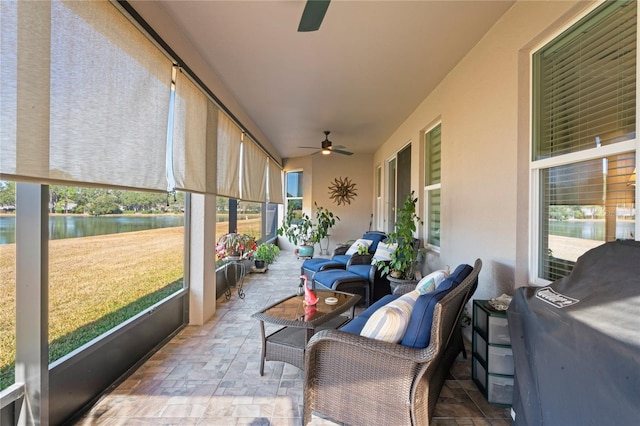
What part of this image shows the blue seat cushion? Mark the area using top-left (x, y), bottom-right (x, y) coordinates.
top-left (401, 264), bottom-right (473, 348)
top-left (332, 254), bottom-right (351, 265)
top-left (340, 294), bottom-right (398, 334)
top-left (314, 269), bottom-right (365, 288)
top-left (302, 258), bottom-right (342, 273)
top-left (399, 289), bottom-right (447, 348)
top-left (347, 264), bottom-right (372, 280)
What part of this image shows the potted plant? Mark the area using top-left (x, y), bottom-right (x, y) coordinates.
top-left (376, 191), bottom-right (423, 281)
top-left (278, 203), bottom-right (339, 258)
top-left (314, 202), bottom-right (340, 254)
top-left (277, 203), bottom-right (319, 257)
top-left (215, 232), bottom-right (257, 260)
top-left (254, 242), bottom-right (280, 269)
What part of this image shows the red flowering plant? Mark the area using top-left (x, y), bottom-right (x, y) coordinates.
top-left (216, 233), bottom-right (257, 260)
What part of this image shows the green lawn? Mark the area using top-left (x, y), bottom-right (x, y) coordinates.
top-left (0, 227), bottom-right (184, 390)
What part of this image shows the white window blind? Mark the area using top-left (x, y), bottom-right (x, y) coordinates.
top-left (1, 0), bottom-right (173, 191)
top-left (534, 0), bottom-right (636, 160)
top-left (216, 111), bottom-right (241, 199)
top-left (268, 159), bottom-right (284, 204)
top-left (241, 138), bottom-right (267, 202)
top-left (172, 69), bottom-right (218, 194)
top-left (425, 124), bottom-right (441, 248)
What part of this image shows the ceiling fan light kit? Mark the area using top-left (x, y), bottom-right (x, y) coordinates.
top-left (298, 130), bottom-right (353, 156)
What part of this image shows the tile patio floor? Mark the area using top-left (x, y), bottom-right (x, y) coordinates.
top-left (74, 251), bottom-right (512, 425)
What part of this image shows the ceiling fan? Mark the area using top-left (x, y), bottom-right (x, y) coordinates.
top-left (299, 131), bottom-right (353, 156)
top-left (298, 0), bottom-right (331, 32)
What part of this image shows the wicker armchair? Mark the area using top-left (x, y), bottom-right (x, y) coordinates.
top-left (303, 259), bottom-right (481, 426)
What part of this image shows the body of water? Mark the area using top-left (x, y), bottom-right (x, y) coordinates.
top-left (548, 220), bottom-right (635, 241)
top-left (0, 215), bottom-right (184, 245)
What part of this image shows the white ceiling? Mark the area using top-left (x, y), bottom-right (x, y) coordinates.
top-left (150, 0), bottom-right (514, 159)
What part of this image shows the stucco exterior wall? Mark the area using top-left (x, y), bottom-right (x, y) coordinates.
top-left (373, 0), bottom-right (595, 300)
top-left (282, 153), bottom-right (374, 253)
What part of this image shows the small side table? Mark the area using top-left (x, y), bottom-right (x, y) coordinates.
top-left (252, 290), bottom-right (361, 375)
top-left (224, 258), bottom-right (246, 300)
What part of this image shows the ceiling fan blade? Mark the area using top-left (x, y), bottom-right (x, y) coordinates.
top-left (298, 146), bottom-right (319, 149)
top-left (298, 0), bottom-right (331, 32)
top-left (332, 149), bottom-right (353, 156)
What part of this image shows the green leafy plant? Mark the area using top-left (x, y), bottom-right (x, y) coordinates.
top-left (356, 244), bottom-right (369, 255)
top-left (277, 203), bottom-right (339, 246)
top-left (314, 202), bottom-right (340, 241)
top-left (376, 191), bottom-right (423, 280)
top-left (278, 204), bottom-right (318, 245)
top-left (254, 242), bottom-right (280, 264)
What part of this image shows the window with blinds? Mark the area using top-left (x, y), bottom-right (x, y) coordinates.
top-left (532, 0), bottom-right (637, 282)
top-left (424, 124), bottom-right (442, 248)
top-left (533, 1), bottom-right (636, 159)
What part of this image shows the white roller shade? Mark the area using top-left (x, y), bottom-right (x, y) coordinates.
top-left (267, 159), bottom-right (284, 204)
top-left (1, 0), bottom-right (172, 191)
top-left (172, 69), bottom-right (218, 193)
top-left (216, 111), bottom-right (241, 199)
top-left (241, 138), bottom-right (267, 202)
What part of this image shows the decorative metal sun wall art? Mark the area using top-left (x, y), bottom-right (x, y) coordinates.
top-left (328, 176), bottom-right (357, 206)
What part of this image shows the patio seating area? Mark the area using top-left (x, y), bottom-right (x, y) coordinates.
top-left (74, 251), bottom-right (511, 425)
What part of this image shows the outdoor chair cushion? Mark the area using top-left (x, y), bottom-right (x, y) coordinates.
top-left (301, 232), bottom-right (387, 279)
top-left (361, 231), bottom-right (387, 253)
top-left (331, 254), bottom-right (351, 264)
top-left (341, 263), bottom-right (474, 349)
top-left (313, 268), bottom-right (372, 307)
top-left (402, 264), bottom-right (473, 348)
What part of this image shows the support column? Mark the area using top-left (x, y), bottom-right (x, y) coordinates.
top-left (15, 184), bottom-right (49, 426)
top-left (188, 193), bottom-right (217, 324)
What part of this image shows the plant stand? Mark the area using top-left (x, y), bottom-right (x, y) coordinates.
top-left (224, 258), bottom-right (246, 300)
top-left (319, 235), bottom-right (330, 255)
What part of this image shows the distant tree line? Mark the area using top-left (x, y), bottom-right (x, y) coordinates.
top-left (0, 181), bottom-right (184, 215)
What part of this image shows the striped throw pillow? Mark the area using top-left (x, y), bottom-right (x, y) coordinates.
top-left (360, 290), bottom-right (420, 343)
top-left (371, 241), bottom-right (397, 263)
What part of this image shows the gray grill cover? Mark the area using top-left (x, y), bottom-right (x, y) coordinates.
top-left (507, 240), bottom-right (640, 425)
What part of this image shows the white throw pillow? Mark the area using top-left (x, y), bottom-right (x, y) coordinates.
top-left (415, 269), bottom-right (450, 293)
top-left (360, 290), bottom-right (420, 343)
top-left (371, 241), bottom-right (398, 263)
top-left (345, 238), bottom-right (374, 255)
